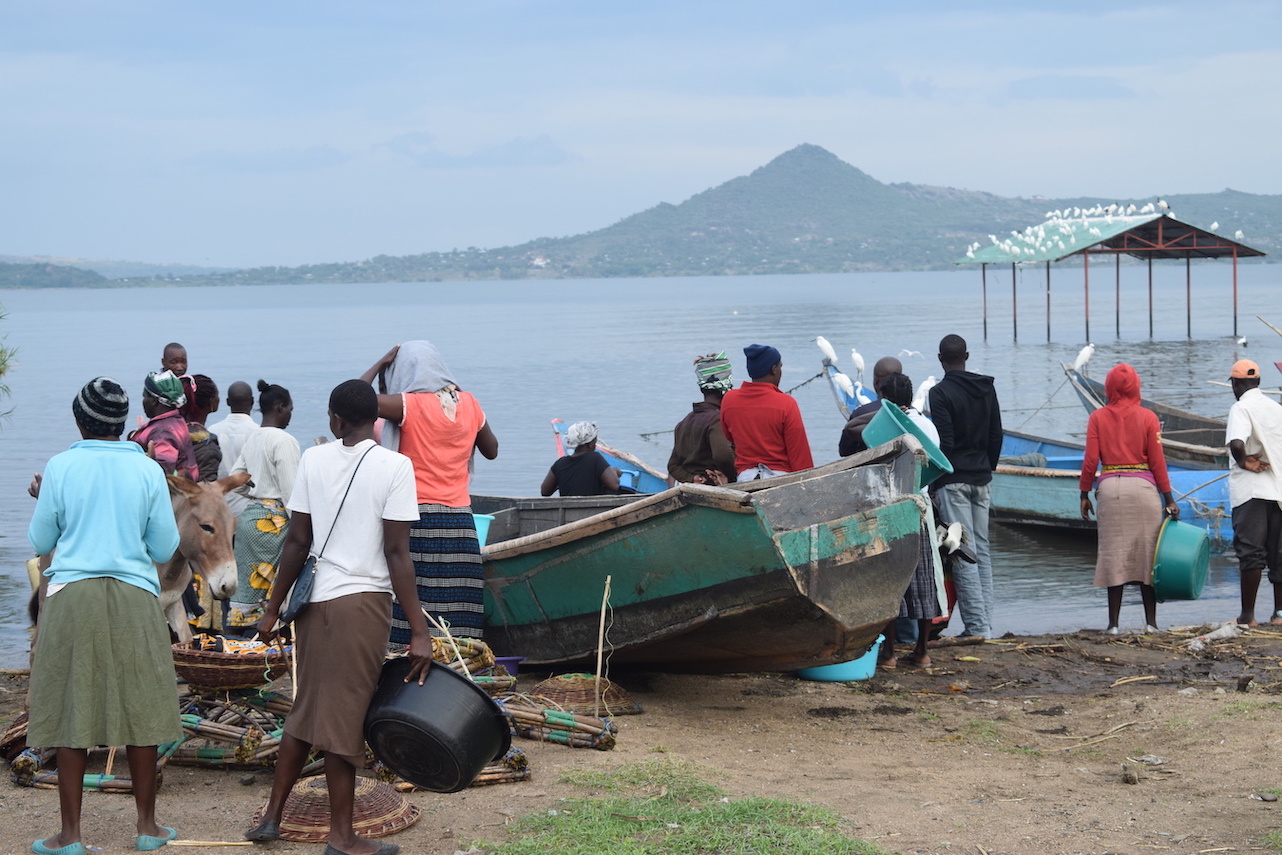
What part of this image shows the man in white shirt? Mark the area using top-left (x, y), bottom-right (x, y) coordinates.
top-left (208, 381), bottom-right (258, 516)
top-left (1226, 359), bottom-right (1282, 627)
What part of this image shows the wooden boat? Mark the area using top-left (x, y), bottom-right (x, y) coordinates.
top-left (1061, 364), bottom-right (1228, 467)
top-left (994, 428), bottom-right (1232, 549)
top-left (475, 437), bottom-right (928, 673)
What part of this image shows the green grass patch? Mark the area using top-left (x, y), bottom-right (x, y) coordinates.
top-left (1263, 829), bottom-right (1282, 850)
top-left (473, 759), bottom-right (887, 855)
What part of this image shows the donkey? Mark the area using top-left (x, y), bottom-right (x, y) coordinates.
top-left (28, 472), bottom-right (250, 644)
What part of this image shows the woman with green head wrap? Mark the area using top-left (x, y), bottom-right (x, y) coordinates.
top-left (667, 352), bottom-right (737, 485)
top-left (130, 370), bottom-right (200, 480)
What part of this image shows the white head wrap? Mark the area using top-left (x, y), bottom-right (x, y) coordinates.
top-left (565, 421), bottom-right (599, 451)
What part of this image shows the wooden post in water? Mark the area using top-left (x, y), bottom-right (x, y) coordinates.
top-left (1147, 257), bottom-right (1154, 338)
top-left (1083, 252), bottom-right (1091, 342)
top-left (1233, 247), bottom-right (1240, 338)
top-left (1011, 262), bottom-right (1018, 342)
top-left (1114, 254), bottom-right (1121, 338)
top-left (1045, 261), bottom-right (1052, 341)
top-left (1185, 256), bottom-right (1192, 339)
top-left (982, 263), bottom-right (988, 341)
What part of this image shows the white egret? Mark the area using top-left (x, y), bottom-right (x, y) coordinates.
top-left (898, 349), bottom-right (922, 359)
top-left (912, 375), bottom-right (937, 413)
top-left (815, 335), bottom-right (838, 365)
top-left (1237, 335), bottom-right (1248, 348)
top-left (1158, 199), bottom-right (1169, 210)
top-left (1236, 230), bottom-right (1245, 241)
top-left (852, 380), bottom-right (872, 407)
top-left (849, 348), bottom-right (865, 385)
top-left (1073, 343), bottom-right (1095, 373)
top-left (832, 371), bottom-right (855, 401)
top-left (1210, 221), bottom-right (1219, 231)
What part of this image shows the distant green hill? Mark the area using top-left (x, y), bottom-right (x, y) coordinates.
top-left (0, 261), bottom-right (108, 289)
top-left (9, 144), bottom-right (1280, 287)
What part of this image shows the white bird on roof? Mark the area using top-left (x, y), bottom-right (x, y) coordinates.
top-left (912, 375), bottom-right (937, 413)
top-left (1210, 221), bottom-right (1219, 231)
top-left (1236, 230), bottom-right (1245, 241)
top-left (1158, 199), bottom-right (1169, 210)
top-left (1126, 204), bottom-right (1137, 214)
top-left (1073, 343), bottom-right (1095, 373)
top-left (1140, 203), bottom-right (1155, 214)
top-left (815, 336), bottom-right (838, 365)
top-left (850, 348), bottom-right (865, 385)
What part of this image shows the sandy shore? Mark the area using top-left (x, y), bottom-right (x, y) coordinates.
top-left (4, 626), bottom-right (1282, 855)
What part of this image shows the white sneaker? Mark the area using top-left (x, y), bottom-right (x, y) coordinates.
top-left (1143, 624), bottom-right (1160, 634)
top-left (1107, 626), bottom-right (1122, 636)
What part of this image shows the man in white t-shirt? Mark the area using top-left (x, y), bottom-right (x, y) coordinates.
top-left (244, 380), bottom-right (431, 855)
top-left (1226, 359), bottom-right (1282, 627)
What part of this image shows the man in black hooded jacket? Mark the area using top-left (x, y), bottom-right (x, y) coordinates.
top-left (928, 334), bottom-right (1002, 640)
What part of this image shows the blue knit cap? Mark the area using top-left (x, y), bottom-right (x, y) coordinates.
top-left (744, 344), bottom-right (781, 380)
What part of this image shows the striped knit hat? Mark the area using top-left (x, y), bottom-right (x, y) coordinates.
top-left (72, 376), bottom-right (129, 437)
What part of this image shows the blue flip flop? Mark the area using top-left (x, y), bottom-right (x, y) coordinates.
top-left (136, 827), bottom-right (178, 851)
top-left (32, 840), bottom-right (86, 855)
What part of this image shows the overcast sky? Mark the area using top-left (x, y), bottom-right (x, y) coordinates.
top-left (3, 1), bottom-right (1279, 269)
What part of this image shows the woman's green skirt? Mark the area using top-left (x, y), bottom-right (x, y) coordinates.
top-left (27, 577), bottom-right (182, 749)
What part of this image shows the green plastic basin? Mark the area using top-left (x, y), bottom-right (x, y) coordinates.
top-left (1151, 517), bottom-right (1210, 602)
top-left (862, 402), bottom-right (953, 489)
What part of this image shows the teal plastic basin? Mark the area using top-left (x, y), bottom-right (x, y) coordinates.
top-left (862, 403), bottom-right (954, 489)
top-left (1151, 517), bottom-right (1210, 601)
top-left (472, 514), bottom-right (496, 548)
top-left (795, 635), bottom-right (884, 682)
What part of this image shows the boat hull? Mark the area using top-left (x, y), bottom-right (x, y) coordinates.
top-left (479, 439), bottom-right (927, 673)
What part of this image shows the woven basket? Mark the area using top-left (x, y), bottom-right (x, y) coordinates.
top-left (172, 642), bottom-right (290, 690)
top-left (1, 711), bottom-right (29, 762)
top-left (252, 775), bottom-right (420, 842)
top-left (528, 673), bottom-right (644, 716)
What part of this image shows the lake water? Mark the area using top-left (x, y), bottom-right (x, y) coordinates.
top-left (1, 265), bottom-right (1276, 667)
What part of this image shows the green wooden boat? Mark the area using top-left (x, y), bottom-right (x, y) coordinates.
top-left (473, 437), bottom-right (927, 673)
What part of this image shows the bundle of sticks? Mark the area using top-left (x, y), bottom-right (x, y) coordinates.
top-left (497, 694), bottom-right (617, 751)
top-left (169, 691), bottom-right (293, 768)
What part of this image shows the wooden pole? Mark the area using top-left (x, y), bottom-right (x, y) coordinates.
top-left (1114, 254), bottom-right (1121, 338)
top-left (595, 575), bottom-right (611, 719)
top-left (1084, 252), bottom-right (1091, 342)
top-left (1045, 261), bottom-right (1051, 342)
top-left (982, 264), bottom-right (989, 341)
top-left (1011, 263), bottom-right (1018, 342)
top-left (1186, 256), bottom-right (1192, 339)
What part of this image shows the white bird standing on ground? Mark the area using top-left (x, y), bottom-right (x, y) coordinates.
top-left (912, 375), bottom-right (937, 413)
top-left (815, 336), bottom-right (838, 365)
top-left (850, 348), bottom-right (865, 385)
top-left (1073, 343), bottom-right (1096, 373)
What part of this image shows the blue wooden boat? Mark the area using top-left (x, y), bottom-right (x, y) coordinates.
top-left (995, 428), bottom-right (1232, 550)
top-left (1062, 364), bottom-right (1228, 468)
top-left (550, 418), bottom-right (669, 493)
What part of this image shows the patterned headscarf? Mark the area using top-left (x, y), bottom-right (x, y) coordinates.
top-left (694, 352), bottom-right (734, 392)
top-left (144, 370), bottom-right (187, 410)
top-left (565, 421), bottom-right (599, 451)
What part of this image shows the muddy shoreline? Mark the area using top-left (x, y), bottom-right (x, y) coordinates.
top-left (4, 627), bottom-right (1282, 855)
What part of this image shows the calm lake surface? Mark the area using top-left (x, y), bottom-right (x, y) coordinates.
top-left (1, 265), bottom-right (1276, 667)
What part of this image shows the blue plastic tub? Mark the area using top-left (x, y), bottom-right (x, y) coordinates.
top-left (795, 635), bottom-right (884, 682)
top-left (472, 514), bottom-right (496, 548)
top-left (862, 403), bottom-right (953, 489)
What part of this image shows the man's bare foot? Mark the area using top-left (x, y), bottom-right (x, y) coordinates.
top-left (898, 653), bottom-right (931, 667)
top-left (877, 655), bottom-right (897, 670)
top-left (1236, 615), bottom-right (1259, 627)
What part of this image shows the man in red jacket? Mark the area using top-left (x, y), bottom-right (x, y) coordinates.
top-left (720, 344), bottom-right (814, 480)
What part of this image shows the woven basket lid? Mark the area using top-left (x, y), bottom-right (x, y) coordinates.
top-left (529, 672), bottom-right (643, 716)
top-left (252, 775), bottom-right (420, 842)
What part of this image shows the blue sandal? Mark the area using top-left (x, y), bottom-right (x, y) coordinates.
top-left (32, 840), bottom-right (86, 855)
top-left (137, 827), bottom-right (178, 851)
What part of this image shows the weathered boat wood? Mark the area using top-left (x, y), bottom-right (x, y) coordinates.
top-left (993, 429), bottom-right (1232, 550)
top-left (1062, 364), bottom-right (1227, 468)
top-left (476, 438), bottom-right (928, 673)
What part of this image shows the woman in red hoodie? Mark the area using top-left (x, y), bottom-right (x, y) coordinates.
top-left (1079, 363), bottom-right (1180, 634)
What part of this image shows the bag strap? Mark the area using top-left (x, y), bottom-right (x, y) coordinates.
top-left (313, 443), bottom-right (376, 561)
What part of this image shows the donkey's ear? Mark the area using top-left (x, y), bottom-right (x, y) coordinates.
top-left (214, 472), bottom-right (252, 495)
top-left (167, 474), bottom-right (201, 497)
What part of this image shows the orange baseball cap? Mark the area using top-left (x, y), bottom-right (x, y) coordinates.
top-left (1231, 359), bottom-right (1260, 379)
